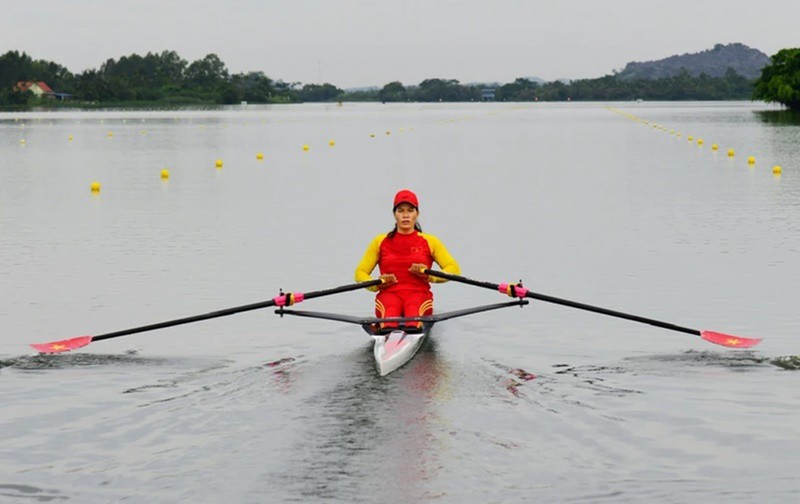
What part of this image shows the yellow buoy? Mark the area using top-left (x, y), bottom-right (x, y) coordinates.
top-left (20, 139), bottom-right (26, 144)
top-left (697, 139), bottom-right (704, 146)
top-left (161, 169), bottom-right (170, 179)
top-left (107, 132), bottom-right (113, 137)
top-left (687, 136), bottom-right (693, 141)
top-left (215, 159), bottom-right (223, 168)
top-left (386, 131), bottom-right (391, 135)
top-left (370, 134), bottom-right (375, 138)
top-left (329, 140), bottom-right (335, 146)
top-left (256, 152), bottom-right (264, 160)
top-left (712, 144), bottom-right (718, 151)
top-left (90, 181), bottom-right (101, 193)
top-left (747, 156), bottom-right (755, 165)
top-left (727, 149), bottom-right (734, 157)
top-left (68, 135), bottom-right (74, 141)
top-left (303, 144), bottom-right (310, 151)
top-left (773, 165), bottom-right (782, 175)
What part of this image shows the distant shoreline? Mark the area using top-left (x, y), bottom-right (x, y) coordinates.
top-left (2, 99), bottom-right (786, 116)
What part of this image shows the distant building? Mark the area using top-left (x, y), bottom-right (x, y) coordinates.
top-left (481, 88), bottom-right (495, 101)
top-left (15, 81), bottom-right (54, 96)
top-left (13, 81), bottom-right (71, 100)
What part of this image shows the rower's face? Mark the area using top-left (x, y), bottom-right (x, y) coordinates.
top-left (394, 203), bottom-right (418, 233)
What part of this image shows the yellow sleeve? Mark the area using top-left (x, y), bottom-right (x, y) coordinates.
top-left (420, 233), bottom-right (461, 283)
top-left (354, 234), bottom-right (386, 292)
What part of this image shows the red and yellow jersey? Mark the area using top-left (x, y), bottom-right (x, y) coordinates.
top-left (355, 231), bottom-right (460, 292)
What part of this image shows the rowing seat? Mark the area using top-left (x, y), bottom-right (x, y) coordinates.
top-left (375, 325), bottom-right (424, 335)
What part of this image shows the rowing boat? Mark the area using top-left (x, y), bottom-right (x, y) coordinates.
top-left (29, 271), bottom-right (763, 373)
top-left (276, 300), bottom-right (529, 376)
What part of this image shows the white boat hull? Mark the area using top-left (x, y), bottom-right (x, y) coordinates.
top-left (372, 329), bottom-right (428, 376)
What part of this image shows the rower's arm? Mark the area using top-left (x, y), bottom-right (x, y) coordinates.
top-left (354, 235), bottom-right (385, 292)
top-left (423, 234), bottom-right (461, 283)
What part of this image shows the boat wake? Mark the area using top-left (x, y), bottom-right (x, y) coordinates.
top-left (0, 484), bottom-right (66, 503)
top-left (625, 349), bottom-right (768, 370)
top-left (770, 355), bottom-right (800, 370)
top-left (624, 350), bottom-right (800, 371)
top-left (0, 350), bottom-right (171, 371)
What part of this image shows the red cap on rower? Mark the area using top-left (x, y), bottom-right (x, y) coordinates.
top-left (393, 189), bottom-right (419, 210)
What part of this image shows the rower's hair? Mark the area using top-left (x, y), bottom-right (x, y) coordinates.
top-left (387, 222), bottom-right (422, 238)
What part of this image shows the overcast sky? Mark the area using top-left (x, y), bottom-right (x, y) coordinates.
top-left (4, 0), bottom-right (798, 89)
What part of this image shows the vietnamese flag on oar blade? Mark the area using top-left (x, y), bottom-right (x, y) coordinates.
top-left (700, 331), bottom-right (761, 349)
top-left (30, 336), bottom-right (93, 354)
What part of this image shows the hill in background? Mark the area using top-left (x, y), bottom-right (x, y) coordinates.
top-left (615, 43), bottom-right (769, 80)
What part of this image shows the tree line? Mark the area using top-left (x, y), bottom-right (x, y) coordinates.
top-left (1, 48), bottom-right (797, 109)
top-left (0, 50), bottom-right (320, 106)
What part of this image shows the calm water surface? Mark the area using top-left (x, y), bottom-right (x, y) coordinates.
top-left (1, 102), bottom-right (799, 503)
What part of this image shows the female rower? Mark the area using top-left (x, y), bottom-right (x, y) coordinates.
top-left (355, 189), bottom-right (461, 332)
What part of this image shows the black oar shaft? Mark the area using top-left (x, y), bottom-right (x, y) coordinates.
top-left (425, 269), bottom-right (700, 336)
top-left (92, 279), bottom-right (381, 342)
top-left (92, 300), bottom-right (276, 341)
top-left (527, 291), bottom-right (699, 336)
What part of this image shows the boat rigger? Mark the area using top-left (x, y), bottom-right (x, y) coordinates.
top-left (275, 299), bottom-right (529, 376)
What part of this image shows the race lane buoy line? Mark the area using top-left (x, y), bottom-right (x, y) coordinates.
top-left (605, 107), bottom-right (786, 176)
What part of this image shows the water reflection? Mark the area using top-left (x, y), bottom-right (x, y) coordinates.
top-left (269, 337), bottom-right (450, 502)
top-left (753, 109), bottom-right (800, 125)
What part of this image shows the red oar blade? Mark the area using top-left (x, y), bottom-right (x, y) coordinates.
top-left (700, 330), bottom-right (762, 349)
top-left (30, 336), bottom-right (93, 354)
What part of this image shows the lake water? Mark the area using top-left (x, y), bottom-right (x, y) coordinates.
top-left (1, 102), bottom-right (799, 503)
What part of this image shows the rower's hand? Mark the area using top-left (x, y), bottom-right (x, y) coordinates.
top-left (409, 264), bottom-right (428, 279)
top-left (379, 274), bottom-right (397, 288)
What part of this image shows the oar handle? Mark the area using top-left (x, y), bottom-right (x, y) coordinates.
top-left (92, 278), bottom-right (382, 342)
top-left (425, 269), bottom-right (700, 336)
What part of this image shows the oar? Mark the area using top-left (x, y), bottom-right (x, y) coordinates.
top-left (425, 269), bottom-right (761, 348)
top-left (30, 279), bottom-right (383, 354)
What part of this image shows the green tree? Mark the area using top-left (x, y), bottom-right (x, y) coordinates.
top-left (231, 71), bottom-right (275, 102)
top-left (753, 48), bottom-right (800, 110)
top-left (295, 83), bottom-right (343, 102)
top-left (413, 79), bottom-right (479, 102)
top-left (495, 78), bottom-right (540, 101)
top-left (0, 50), bottom-right (34, 88)
top-left (150, 50), bottom-right (188, 85)
top-left (540, 80), bottom-right (570, 101)
top-left (186, 53), bottom-right (229, 90)
top-left (73, 69), bottom-right (113, 101)
top-left (0, 86), bottom-right (31, 105)
top-left (378, 81), bottom-right (407, 102)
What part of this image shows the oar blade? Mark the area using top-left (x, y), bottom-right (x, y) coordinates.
top-left (30, 336), bottom-right (93, 354)
top-left (700, 330), bottom-right (762, 349)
